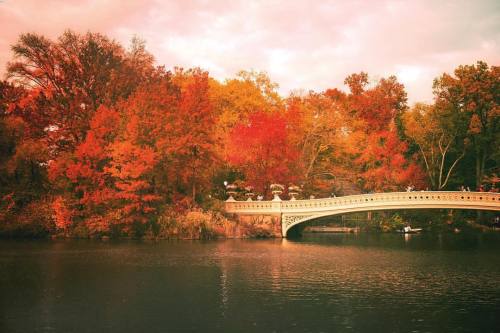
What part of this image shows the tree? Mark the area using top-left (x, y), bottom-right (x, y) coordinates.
top-left (106, 115), bottom-right (160, 232)
top-left (49, 105), bottom-right (120, 234)
top-left (0, 81), bottom-right (51, 234)
top-left (357, 130), bottom-right (426, 191)
top-left (285, 91), bottom-right (346, 195)
top-left (344, 73), bottom-right (407, 131)
top-left (340, 73), bottom-right (425, 191)
top-left (403, 103), bottom-right (468, 189)
top-left (123, 68), bottom-right (218, 205)
top-left (170, 69), bottom-right (217, 202)
top-left (209, 71), bottom-right (283, 157)
top-left (0, 115), bottom-right (48, 203)
top-left (235, 70), bottom-right (282, 107)
top-left (7, 31), bottom-right (154, 153)
top-left (52, 196), bottom-right (73, 234)
top-left (226, 110), bottom-right (301, 196)
top-left (433, 61), bottom-right (499, 188)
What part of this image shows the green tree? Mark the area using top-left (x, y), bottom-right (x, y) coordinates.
top-left (433, 61), bottom-right (499, 189)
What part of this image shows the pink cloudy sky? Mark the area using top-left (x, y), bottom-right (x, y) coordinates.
top-left (0, 0), bottom-right (499, 104)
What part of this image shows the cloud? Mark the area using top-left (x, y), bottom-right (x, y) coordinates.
top-left (1, 0), bottom-right (499, 104)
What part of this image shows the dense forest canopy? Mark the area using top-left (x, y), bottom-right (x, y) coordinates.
top-left (1, 31), bottom-right (498, 237)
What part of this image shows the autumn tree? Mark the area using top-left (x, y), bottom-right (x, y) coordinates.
top-left (344, 72), bottom-right (407, 131)
top-left (403, 103), bottom-right (469, 189)
top-left (121, 68), bottom-right (218, 205)
top-left (110, 36), bottom-right (156, 102)
top-left (227, 110), bottom-right (301, 196)
top-left (7, 31), bottom-right (154, 153)
top-left (70, 106), bottom-right (120, 225)
top-left (52, 196), bottom-right (74, 234)
top-left (357, 130), bottom-right (425, 191)
top-left (50, 101), bottom-right (162, 235)
top-left (0, 81), bottom-right (48, 205)
top-left (0, 81), bottom-right (52, 235)
top-left (171, 69), bottom-right (217, 202)
top-left (235, 70), bottom-right (282, 108)
top-left (209, 70), bottom-right (282, 152)
top-left (105, 113), bottom-right (160, 233)
top-left (433, 61), bottom-right (499, 188)
top-left (285, 91), bottom-right (347, 196)
top-left (0, 115), bottom-right (48, 203)
top-left (340, 73), bottom-right (426, 191)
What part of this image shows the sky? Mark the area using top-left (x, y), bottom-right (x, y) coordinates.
top-left (0, 0), bottom-right (499, 104)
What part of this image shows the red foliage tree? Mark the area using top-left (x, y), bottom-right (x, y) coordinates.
top-left (52, 196), bottom-right (73, 233)
top-left (227, 110), bottom-right (301, 196)
top-left (357, 130), bottom-right (426, 191)
top-left (7, 31), bottom-right (155, 154)
top-left (49, 105), bottom-right (120, 233)
top-left (341, 73), bottom-right (426, 192)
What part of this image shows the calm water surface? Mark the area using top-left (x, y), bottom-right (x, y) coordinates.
top-left (1, 233), bottom-right (500, 332)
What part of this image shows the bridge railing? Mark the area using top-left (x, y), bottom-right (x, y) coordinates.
top-left (225, 191), bottom-right (500, 214)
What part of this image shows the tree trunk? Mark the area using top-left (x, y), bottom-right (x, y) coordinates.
top-left (476, 148), bottom-right (482, 190)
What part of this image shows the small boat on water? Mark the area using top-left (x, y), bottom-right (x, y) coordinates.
top-left (398, 226), bottom-right (422, 234)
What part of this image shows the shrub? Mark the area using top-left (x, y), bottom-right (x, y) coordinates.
top-left (0, 198), bottom-right (54, 237)
top-left (155, 207), bottom-right (234, 239)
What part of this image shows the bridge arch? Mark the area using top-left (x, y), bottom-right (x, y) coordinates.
top-left (224, 191), bottom-right (500, 238)
top-left (282, 205), bottom-right (497, 237)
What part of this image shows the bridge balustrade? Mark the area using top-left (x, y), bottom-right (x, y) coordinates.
top-left (226, 191), bottom-right (498, 213)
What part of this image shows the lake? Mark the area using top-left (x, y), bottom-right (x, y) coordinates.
top-left (1, 233), bottom-right (499, 332)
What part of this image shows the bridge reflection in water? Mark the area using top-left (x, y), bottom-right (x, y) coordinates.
top-left (224, 191), bottom-right (500, 237)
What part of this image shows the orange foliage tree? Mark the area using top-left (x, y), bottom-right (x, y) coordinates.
top-left (106, 115), bottom-right (160, 232)
top-left (168, 69), bottom-right (217, 203)
top-left (52, 196), bottom-right (74, 233)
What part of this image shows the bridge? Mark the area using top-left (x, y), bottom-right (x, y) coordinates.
top-left (224, 191), bottom-right (500, 237)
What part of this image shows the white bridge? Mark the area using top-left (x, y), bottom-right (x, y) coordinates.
top-left (224, 191), bottom-right (500, 237)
